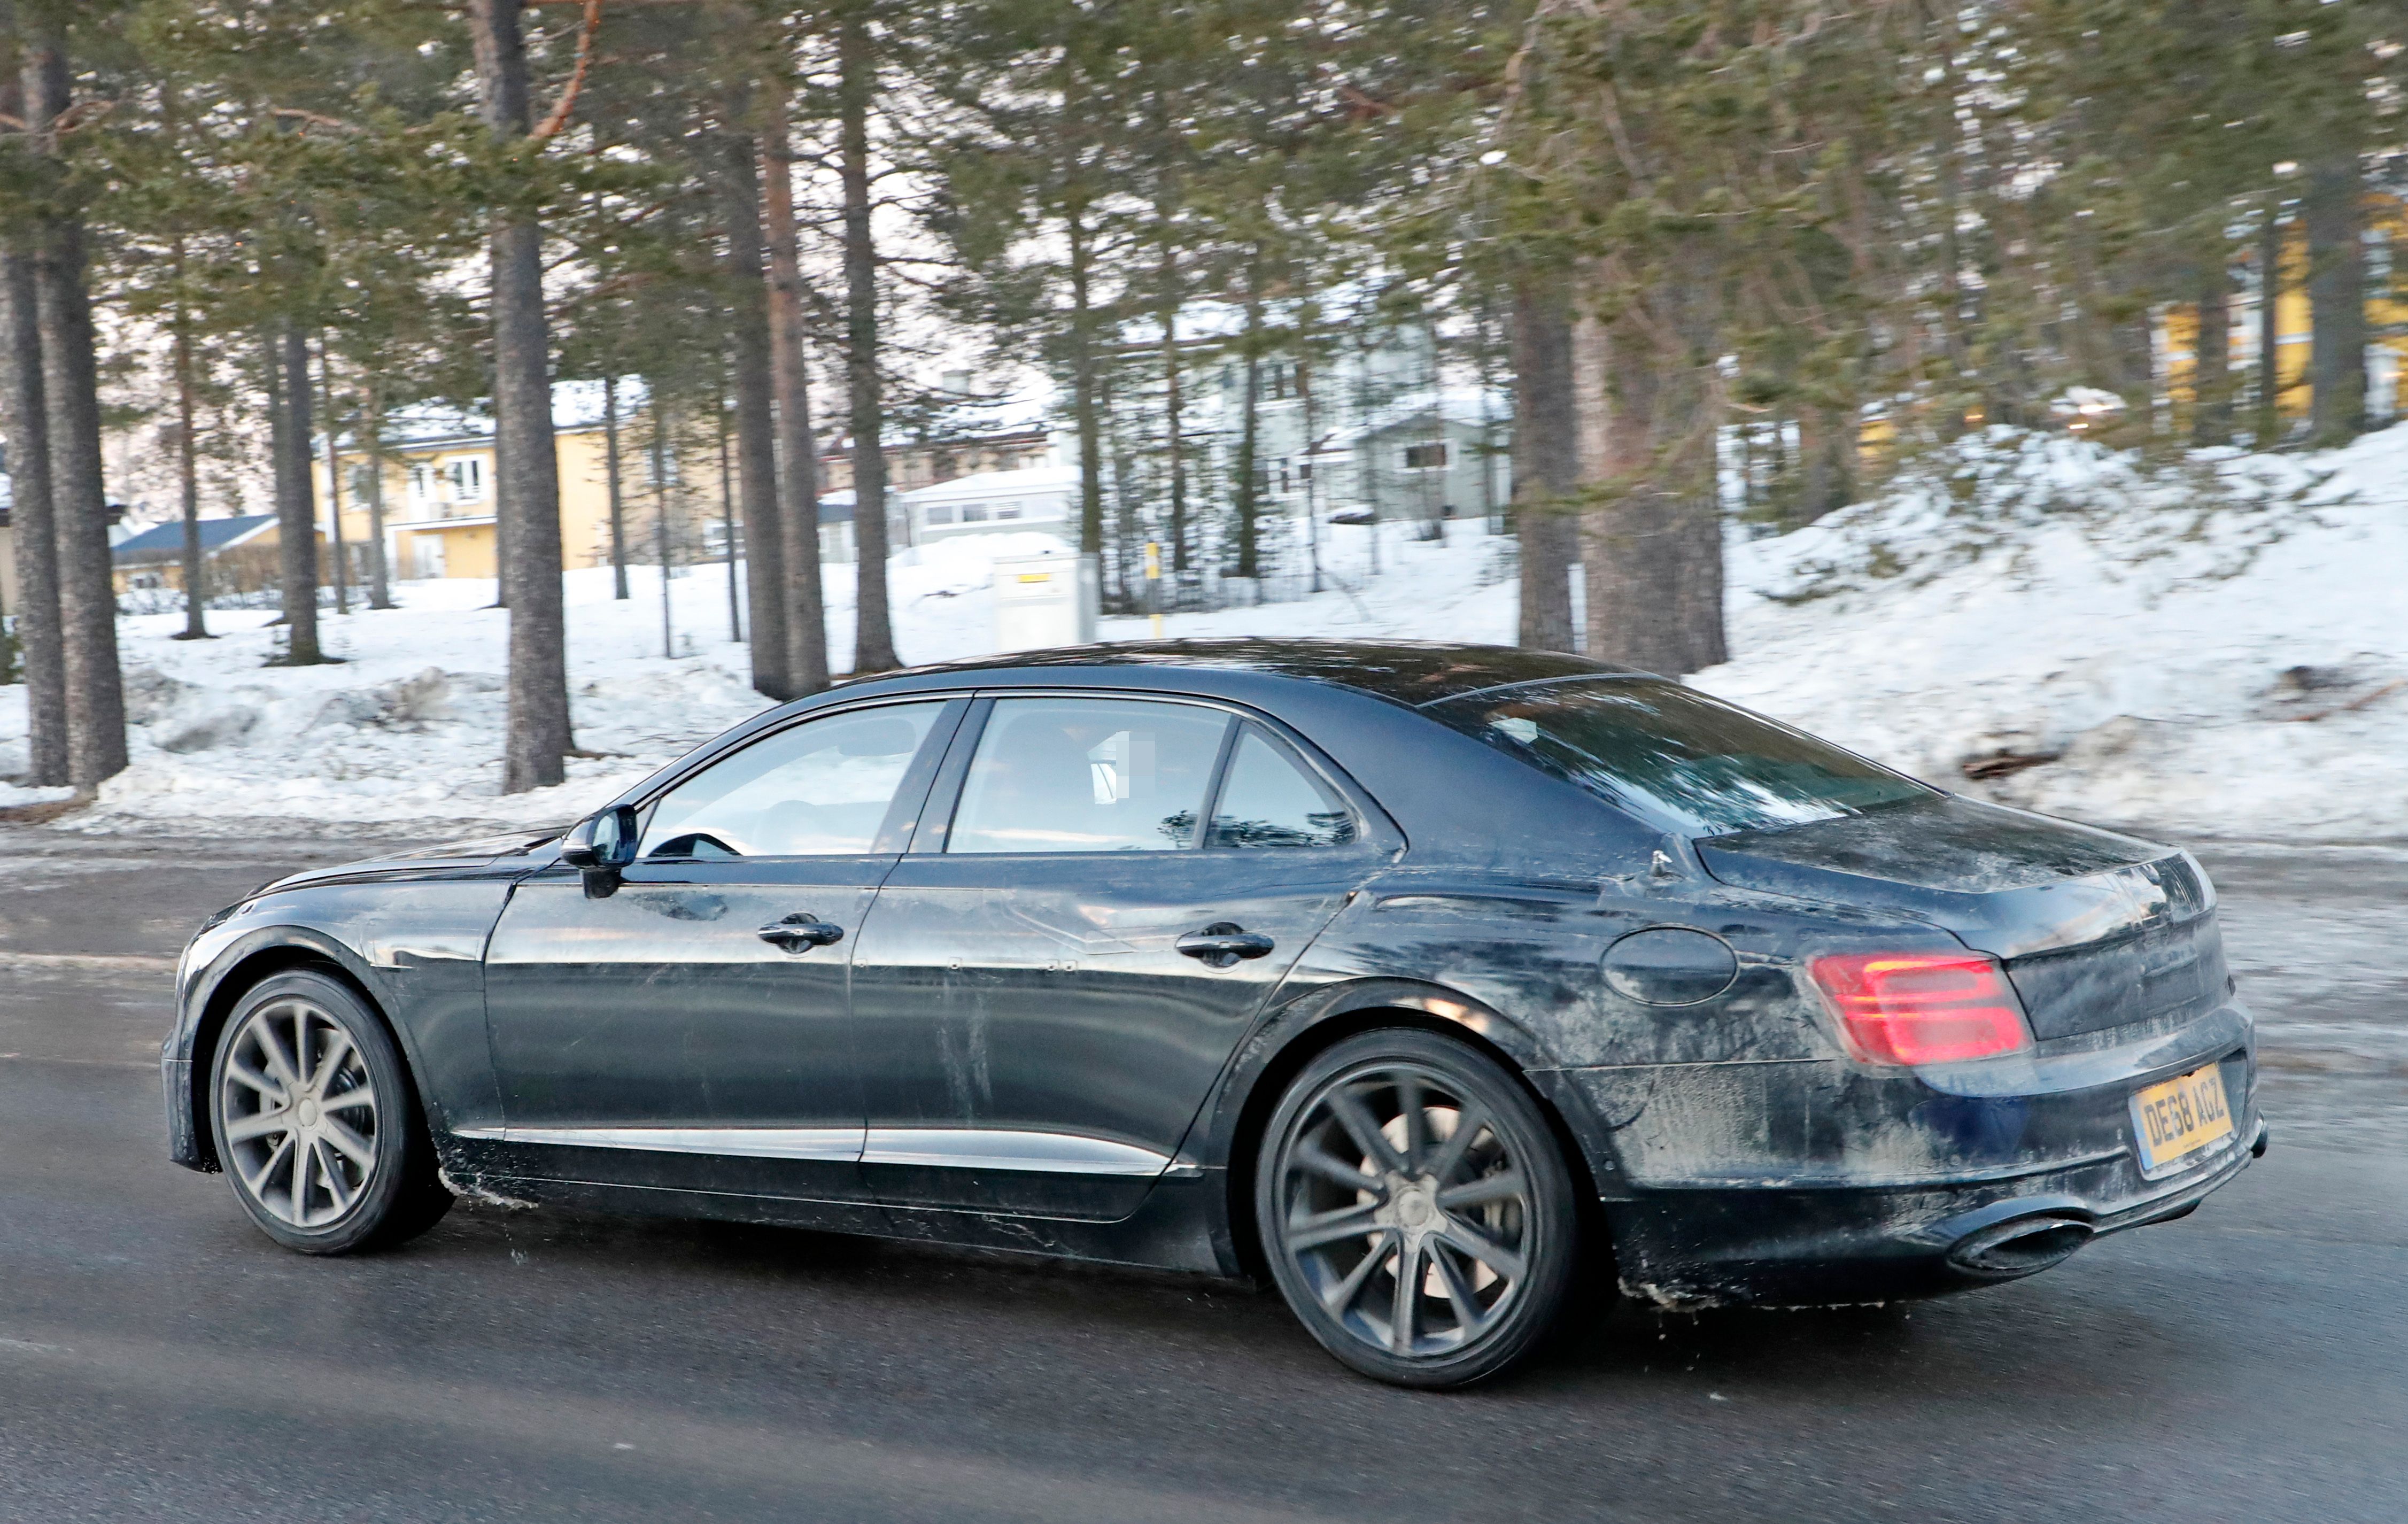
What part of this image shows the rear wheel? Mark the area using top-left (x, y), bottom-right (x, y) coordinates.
top-left (207, 970), bottom-right (451, 1255)
top-left (1255, 1028), bottom-right (1582, 1388)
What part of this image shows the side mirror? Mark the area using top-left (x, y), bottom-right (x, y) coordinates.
top-left (561, 804), bottom-right (640, 894)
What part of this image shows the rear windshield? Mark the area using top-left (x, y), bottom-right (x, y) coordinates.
top-left (1427, 678), bottom-right (1930, 837)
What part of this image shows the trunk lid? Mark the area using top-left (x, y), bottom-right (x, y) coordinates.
top-left (1697, 794), bottom-right (2229, 1040)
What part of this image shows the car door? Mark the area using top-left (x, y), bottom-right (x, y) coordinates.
top-left (847, 694), bottom-right (1392, 1220)
top-left (479, 698), bottom-right (962, 1201)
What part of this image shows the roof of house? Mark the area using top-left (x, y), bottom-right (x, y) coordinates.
top-left (112, 514), bottom-right (276, 564)
top-left (899, 462), bottom-right (1077, 504)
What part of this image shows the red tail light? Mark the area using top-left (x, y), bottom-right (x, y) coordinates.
top-left (1807, 953), bottom-right (2033, 1066)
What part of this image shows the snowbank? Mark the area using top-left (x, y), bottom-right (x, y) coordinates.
top-left (1697, 425), bottom-right (2408, 844)
top-left (0, 423), bottom-right (2400, 842)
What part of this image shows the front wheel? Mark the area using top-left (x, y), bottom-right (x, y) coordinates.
top-left (1255, 1028), bottom-right (1583, 1388)
top-left (207, 970), bottom-right (452, 1255)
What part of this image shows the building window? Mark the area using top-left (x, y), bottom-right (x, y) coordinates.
top-left (960, 502), bottom-right (990, 523)
top-left (1403, 443), bottom-right (1448, 470)
top-left (408, 465), bottom-right (435, 506)
top-left (994, 502), bottom-right (1021, 520)
top-left (646, 448), bottom-right (679, 489)
top-left (441, 457), bottom-right (486, 503)
top-left (924, 502), bottom-right (957, 526)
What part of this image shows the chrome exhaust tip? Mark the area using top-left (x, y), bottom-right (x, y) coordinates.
top-left (1947, 1214), bottom-right (2095, 1279)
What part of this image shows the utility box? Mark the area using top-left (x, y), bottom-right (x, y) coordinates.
top-left (992, 551), bottom-right (1100, 653)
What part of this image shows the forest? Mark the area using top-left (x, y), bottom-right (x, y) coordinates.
top-left (1, 0), bottom-right (2400, 793)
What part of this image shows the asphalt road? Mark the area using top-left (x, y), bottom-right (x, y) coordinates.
top-left (2, 829), bottom-right (2403, 1524)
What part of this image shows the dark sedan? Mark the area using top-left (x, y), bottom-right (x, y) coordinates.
top-left (162, 640), bottom-right (2263, 1387)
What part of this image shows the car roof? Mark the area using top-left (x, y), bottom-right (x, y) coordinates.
top-left (840, 639), bottom-right (1642, 708)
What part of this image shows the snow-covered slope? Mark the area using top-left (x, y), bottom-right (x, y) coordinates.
top-left (1, 423), bottom-right (2400, 843)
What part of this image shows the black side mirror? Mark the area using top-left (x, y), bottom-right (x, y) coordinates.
top-left (562, 804), bottom-right (640, 895)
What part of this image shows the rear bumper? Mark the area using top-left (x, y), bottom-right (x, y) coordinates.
top-left (1601, 1113), bottom-right (2261, 1306)
top-left (1561, 1003), bottom-right (2261, 1307)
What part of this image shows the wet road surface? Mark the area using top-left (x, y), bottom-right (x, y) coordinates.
top-left (2, 830), bottom-right (2402, 1523)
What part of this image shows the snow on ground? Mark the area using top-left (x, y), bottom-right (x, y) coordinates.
top-left (0, 423), bottom-right (2401, 842)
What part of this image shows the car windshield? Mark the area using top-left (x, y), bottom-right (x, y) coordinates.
top-left (1427, 678), bottom-right (1930, 837)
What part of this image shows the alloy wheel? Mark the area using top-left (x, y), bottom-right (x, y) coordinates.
top-left (218, 997), bottom-right (383, 1230)
top-left (1270, 1059), bottom-right (1537, 1360)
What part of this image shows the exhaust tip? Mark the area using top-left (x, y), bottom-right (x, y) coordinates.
top-left (1947, 1215), bottom-right (2094, 1279)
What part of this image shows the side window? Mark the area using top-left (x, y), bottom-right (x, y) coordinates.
top-left (948, 698), bottom-right (1229, 854)
top-left (1208, 727), bottom-right (1358, 848)
top-left (640, 702), bottom-right (944, 859)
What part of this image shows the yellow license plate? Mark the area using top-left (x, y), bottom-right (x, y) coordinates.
top-left (2131, 1063), bottom-right (2235, 1175)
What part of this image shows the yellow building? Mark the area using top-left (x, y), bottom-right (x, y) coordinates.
top-left (319, 421), bottom-right (635, 583)
top-left (2161, 197), bottom-right (2406, 427)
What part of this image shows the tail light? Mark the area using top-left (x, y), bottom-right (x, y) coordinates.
top-left (1807, 952), bottom-right (2033, 1066)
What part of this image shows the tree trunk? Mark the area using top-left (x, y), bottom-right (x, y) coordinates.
top-left (603, 374), bottom-right (628, 599)
top-left (318, 338), bottom-right (349, 613)
top-left (24, 33), bottom-right (126, 784)
top-left (362, 380), bottom-right (393, 608)
top-left (2303, 156), bottom-right (2366, 447)
top-left (268, 322), bottom-right (323, 665)
top-left (1067, 206), bottom-right (1104, 562)
top-left (0, 205), bottom-right (68, 784)
top-left (1578, 287), bottom-right (1726, 678)
top-left (1511, 279), bottom-right (1578, 653)
top-left (717, 397), bottom-right (742, 643)
top-left (1792, 404), bottom-right (1854, 527)
top-left (650, 398), bottom-right (675, 658)
top-left (718, 129), bottom-right (790, 698)
top-left (2256, 205), bottom-right (2285, 447)
top-left (172, 278), bottom-right (208, 640)
top-left (837, 0), bottom-right (897, 673)
top-left (2192, 252), bottom-right (2233, 447)
top-left (1161, 273), bottom-right (1188, 574)
top-left (760, 93), bottom-right (828, 694)
top-left (1233, 274), bottom-right (1263, 580)
top-left (468, 0), bottom-right (571, 791)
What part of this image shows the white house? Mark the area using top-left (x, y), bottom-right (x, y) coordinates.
top-left (898, 462), bottom-right (1077, 545)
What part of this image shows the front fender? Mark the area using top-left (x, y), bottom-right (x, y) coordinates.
top-left (164, 877), bottom-right (516, 1171)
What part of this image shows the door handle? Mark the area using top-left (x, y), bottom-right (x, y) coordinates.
top-left (1176, 922), bottom-right (1275, 970)
top-left (757, 914), bottom-right (846, 954)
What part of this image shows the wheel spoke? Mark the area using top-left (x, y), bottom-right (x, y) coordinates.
top-left (1290, 1143), bottom-right (1384, 1196)
top-left (1286, 1202), bottom-right (1383, 1254)
top-left (1326, 1086), bottom-right (1408, 1175)
top-left (1436, 1170), bottom-right (1526, 1212)
top-left (1428, 1243), bottom-right (1493, 1338)
top-left (224, 1060), bottom-right (284, 1101)
top-left (1390, 1238), bottom-right (1422, 1353)
top-left (1398, 1076), bottom-right (1429, 1168)
top-left (319, 1086), bottom-right (377, 1116)
top-left (254, 1019), bottom-right (303, 1092)
top-left (315, 1141), bottom-right (358, 1215)
top-left (224, 1110), bottom-right (292, 1144)
top-left (307, 1030), bottom-right (354, 1095)
top-left (1423, 1101), bottom-right (1490, 1181)
top-left (290, 1130), bottom-right (315, 1223)
top-left (1436, 1219), bottom-right (1526, 1283)
top-left (1318, 1231), bottom-right (1395, 1317)
top-left (318, 1116), bottom-right (376, 1171)
top-left (239, 1133), bottom-right (293, 1197)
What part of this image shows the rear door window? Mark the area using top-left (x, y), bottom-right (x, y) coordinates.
top-left (1427, 678), bottom-right (1930, 837)
top-left (947, 698), bottom-right (1230, 853)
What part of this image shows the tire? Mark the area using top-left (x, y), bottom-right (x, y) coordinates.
top-left (1254, 1028), bottom-right (1583, 1388)
top-left (206, 970), bottom-right (452, 1255)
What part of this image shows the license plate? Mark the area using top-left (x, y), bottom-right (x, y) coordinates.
top-left (2131, 1063), bottom-right (2235, 1175)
